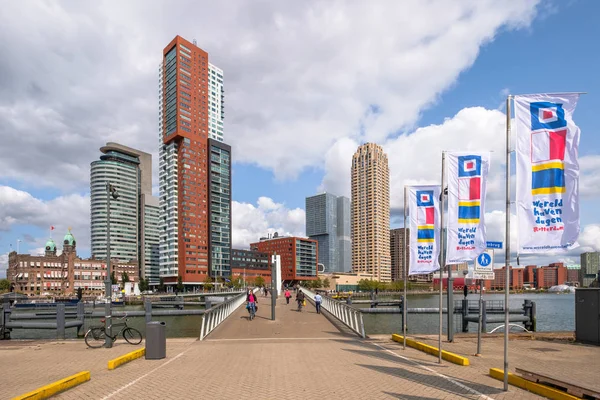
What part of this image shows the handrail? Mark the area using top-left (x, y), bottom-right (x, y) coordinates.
top-left (300, 287), bottom-right (365, 338)
top-left (199, 288), bottom-right (258, 340)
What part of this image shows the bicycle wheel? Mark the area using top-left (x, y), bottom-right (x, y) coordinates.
top-left (85, 327), bottom-right (106, 348)
top-left (123, 327), bottom-right (143, 345)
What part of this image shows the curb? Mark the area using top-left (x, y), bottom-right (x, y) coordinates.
top-left (12, 371), bottom-right (90, 400)
top-left (489, 368), bottom-right (581, 400)
top-left (108, 348), bottom-right (146, 370)
top-left (391, 334), bottom-right (470, 366)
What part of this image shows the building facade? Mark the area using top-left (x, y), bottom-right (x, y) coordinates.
top-left (351, 143), bottom-right (391, 281)
top-left (231, 249), bottom-right (271, 284)
top-left (490, 266), bottom-right (524, 291)
top-left (390, 228), bottom-right (409, 281)
top-left (158, 36), bottom-right (231, 287)
top-left (250, 235), bottom-right (318, 284)
top-left (90, 143), bottom-right (159, 284)
top-left (7, 231), bottom-right (138, 296)
top-left (305, 193), bottom-right (351, 274)
top-left (580, 252), bottom-right (600, 287)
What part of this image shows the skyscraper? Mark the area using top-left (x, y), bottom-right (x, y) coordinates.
top-left (580, 252), bottom-right (600, 287)
top-left (351, 143), bottom-right (391, 281)
top-left (305, 193), bottom-right (351, 273)
top-left (390, 228), bottom-right (409, 281)
top-left (158, 36), bottom-right (231, 288)
top-left (90, 142), bottom-right (159, 284)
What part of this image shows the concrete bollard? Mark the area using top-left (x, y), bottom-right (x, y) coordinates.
top-left (76, 302), bottom-right (85, 337)
top-left (56, 303), bottom-right (66, 340)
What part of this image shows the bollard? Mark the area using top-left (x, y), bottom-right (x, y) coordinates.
top-left (145, 300), bottom-right (152, 323)
top-left (56, 303), bottom-right (66, 340)
top-left (176, 296), bottom-right (184, 310)
top-left (531, 301), bottom-right (537, 332)
top-left (205, 298), bottom-right (212, 310)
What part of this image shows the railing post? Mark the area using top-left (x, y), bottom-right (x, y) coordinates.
top-left (481, 300), bottom-right (487, 333)
top-left (56, 303), bottom-right (65, 340)
top-left (145, 300), bottom-right (152, 324)
top-left (462, 298), bottom-right (469, 332)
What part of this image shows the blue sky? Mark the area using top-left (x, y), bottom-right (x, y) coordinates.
top-left (1, 0), bottom-right (599, 276)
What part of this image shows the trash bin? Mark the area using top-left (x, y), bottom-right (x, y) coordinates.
top-left (145, 321), bottom-right (166, 359)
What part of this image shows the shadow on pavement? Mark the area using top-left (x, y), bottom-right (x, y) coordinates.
top-left (383, 393), bottom-right (441, 400)
top-left (342, 347), bottom-right (444, 369)
top-left (358, 364), bottom-right (503, 397)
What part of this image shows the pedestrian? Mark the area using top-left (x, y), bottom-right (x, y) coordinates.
top-left (314, 292), bottom-right (322, 314)
top-left (296, 290), bottom-right (305, 312)
top-left (285, 289), bottom-right (291, 305)
top-left (246, 289), bottom-right (258, 319)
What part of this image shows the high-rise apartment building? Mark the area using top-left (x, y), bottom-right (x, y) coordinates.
top-left (580, 252), bottom-right (600, 287)
top-left (90, 143), bottom-right (159, 284)
top-left (158, 36), bottom-right (231, 288)
top-left (390, 228), bottom-right (409, 281)
top-left (305, 193), bottom-right (351, 273)
top-left (351, 143), bottom-right (391, 281)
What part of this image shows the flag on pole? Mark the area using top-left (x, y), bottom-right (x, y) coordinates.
top-left (446, 152), bottom-right (490, 263)
top-left (50, 226), bottom-right (55, 231)
top-left (408, 185), bottom-right (441, 275)
top-left (514, 93), bottom-right (581, 253)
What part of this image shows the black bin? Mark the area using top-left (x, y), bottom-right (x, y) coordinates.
top-left (575, 288), bottom-right (600, 346)
top-left (145, 321), bottom-right (166, 359)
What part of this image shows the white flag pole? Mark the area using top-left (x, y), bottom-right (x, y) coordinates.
top-left (504, 95), bottom-right (512, 391)
top-left (403, 185), bottom-right (408, 350)
top-left (438, 152), bottom-right (446, 364)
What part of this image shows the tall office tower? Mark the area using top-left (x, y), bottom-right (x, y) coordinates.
top-left (90, 143), bottom-right (159, 283)
top-left (351, 143), bottom-right (391, 281)
top-left (580, 252), bottom-right (600, 287)
top-left (390, 228), bottom-right (409, 281)
top-left (158, 36), bottom-right (231, 288)
top-left (305, 193), bottom-right (351, 273)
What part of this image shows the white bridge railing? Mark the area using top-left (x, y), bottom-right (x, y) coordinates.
top-left (199, 288), bottom-right (258, 340)
top-left (300, 287), bottom-right (365, 338)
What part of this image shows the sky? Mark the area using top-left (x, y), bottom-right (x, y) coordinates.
top-left (1, 0), bottom-right (599, 278)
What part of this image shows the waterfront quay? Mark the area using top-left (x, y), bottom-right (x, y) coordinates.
top-left (2, 295), bottom-right (599, 399)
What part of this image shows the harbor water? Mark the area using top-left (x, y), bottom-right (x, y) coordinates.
top-left (7, 292), bottom-right (574, 340)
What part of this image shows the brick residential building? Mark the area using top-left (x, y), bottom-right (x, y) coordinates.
top-left (231, 249), bottom-right (271, 284)
top-left (490, 266), bottom-right (524, 291)
top-left (7, 230), bottom-right (138, 296)
top-left (250, 234), bottom-right (318, 285)
top-left (523, 263), bottom-right (568, 289)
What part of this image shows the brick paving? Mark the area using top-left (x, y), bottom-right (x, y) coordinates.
top-left (2, 294), bottom-right (592, 399)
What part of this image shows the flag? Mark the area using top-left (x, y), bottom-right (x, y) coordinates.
top-left (514, 93), bottom-right (581, 253)
top-left (446, 152), bottom-right (490, 263)
top-left (50, 226), bottom-right (55, 231)
top-left (409, 185), bottom-right (441, 275)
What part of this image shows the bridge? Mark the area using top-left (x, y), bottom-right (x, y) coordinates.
top-left (2, 288), bottom-right (572, 399)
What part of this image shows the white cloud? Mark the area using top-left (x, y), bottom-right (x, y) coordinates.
top-left (0, 0), bottom-right (541, 189)
top-left (232, 197), bottom-right (305, 249)
top-left (0, 186), bottom-right (90, 254)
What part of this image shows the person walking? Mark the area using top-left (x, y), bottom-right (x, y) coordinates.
top-left (296, 290), bottom-right (305, 312)
top-left (314, 292), bottom-right (322, 314)
top-left (284, 289), bottom-right (291, 305)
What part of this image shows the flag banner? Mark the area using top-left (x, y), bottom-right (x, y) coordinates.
top-left (514, 93), bottom-right (581, 253)
top-left (446, 152), bottom-right (490, 263)
top-left (409, 185), bottom-right (441, 275)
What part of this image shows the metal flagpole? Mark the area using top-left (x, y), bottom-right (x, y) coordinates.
top-left (504, 95), bottom-right (512, 391)
top-left (403, 186), bottom-right (408, 350)
top-left (438, 152), bottom-right (446, 364)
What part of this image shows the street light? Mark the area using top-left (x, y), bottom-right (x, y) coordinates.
top-left (105, 182), bottom-right (119, 348)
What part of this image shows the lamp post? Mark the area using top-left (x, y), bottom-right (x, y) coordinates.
top-left (17, 239), bottom-right (21, 254)
top-left (104, 183), bottom-right (119, 348)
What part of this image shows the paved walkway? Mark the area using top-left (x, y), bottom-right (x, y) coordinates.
top-left (3, 294), bottom-right (594, 399)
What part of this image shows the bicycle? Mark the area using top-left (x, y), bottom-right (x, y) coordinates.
top-left (84, 313), bottom-right (143, 348)
top-left (246, 302), bottom-right (256, 321)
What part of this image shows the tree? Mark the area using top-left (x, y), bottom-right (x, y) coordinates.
top-left (255, 276), bottom-right (265, 288)
top-left (111, 271), bottom-right (118, 285)
top-left (121, 272), bottom-right (130, 289)
top-left (358, 279), bottom-right (380, 291)
top-left (204, 275), bottom-right (214, 291)
top-left (322, 278), bottom-right (331, 290)
top-left (177, 275), bottom-right (184, 293)
top-left (138, 277), bottom-right (148, 292)
top-left (0, 278), bottom-right (11, 292)
top-left (231, 275), bottom-right (244, 289)
top-left (158, 277), bottom-right (165, 293)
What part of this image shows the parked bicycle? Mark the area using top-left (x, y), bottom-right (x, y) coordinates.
top-left (84, 313), bottom-right (143, 348)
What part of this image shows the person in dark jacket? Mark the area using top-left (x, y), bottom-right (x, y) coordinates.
top-left (296, 290), bottom-right (305, 311)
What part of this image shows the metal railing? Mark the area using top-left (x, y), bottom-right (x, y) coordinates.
top-left (199, 288), bottom-right (258, 341)
top-left (300, 287), bottom-right (365, 338)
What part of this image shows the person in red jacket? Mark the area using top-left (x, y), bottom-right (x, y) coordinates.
top-left (284, 289), bottom-right (291, 305)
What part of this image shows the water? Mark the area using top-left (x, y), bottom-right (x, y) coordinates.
top-left (7, 293), bottom-right (575, 339)
top-left (360, 292), bottom-right (575, 335)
